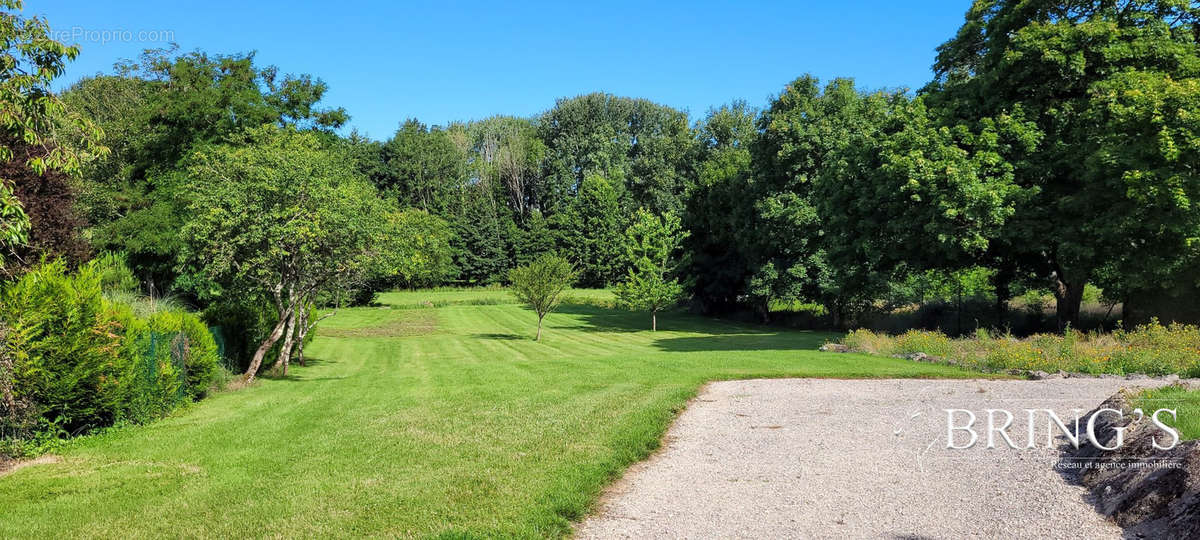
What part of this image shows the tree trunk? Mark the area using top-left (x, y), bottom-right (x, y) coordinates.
top-left (955, 281), bottom-right (964, 336)
top-left (830, 301), bottom-right (844, 330)
top-left (992, 267), bottom-right (1014, 327)
top-left (244, 308), bottom-right (292, 383)
top-left (296, 307), bottom-right (309, 367)
top-left (652, 312), bottom-right (657, 332)
top-left (536, 313), bottom-right (544, 341)
top-left (277, 310), bottom-right (298, 377)
top-left (295, 330), bottom-right (307, 367)
top-left (1053, 277), bottom-right (1087, 331)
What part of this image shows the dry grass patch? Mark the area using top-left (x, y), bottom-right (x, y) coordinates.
top-left (0, 455), bottom-right (60, 478)
top-left (316, 309), bottom-right (438, 338)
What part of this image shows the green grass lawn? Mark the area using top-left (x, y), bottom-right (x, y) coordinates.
top-left (1, 289), bottom-right (984, 538)
top-left (1133, 386), bottom-right (1200, 441)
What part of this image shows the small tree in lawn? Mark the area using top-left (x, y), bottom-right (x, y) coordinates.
top-left (616, 209), bottom-right (688, 331)
top-left (508, 253), bottom-right (575, 341)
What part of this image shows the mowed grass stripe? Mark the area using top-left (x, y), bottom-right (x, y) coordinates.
top-left (0, 290), bottom-right (987, 538)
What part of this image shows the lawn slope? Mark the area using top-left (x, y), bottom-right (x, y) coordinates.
top-left (0, 290), bottom-right (980, 538)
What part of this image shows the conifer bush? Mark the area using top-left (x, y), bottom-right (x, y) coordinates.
top-left (0, 260), bottom-right (220, 455)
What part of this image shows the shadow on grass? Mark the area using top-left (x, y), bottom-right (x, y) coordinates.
top-left (257, 356), bottom-right (348, 383)
top-left (650, 331), bottom-right (828, 352)
top-left (550, 304), bottom-right (833, 352)
top-left (472, 332), bottom-right (527, 341)
top-left (553, 304), bottom-right (683, 333)
top-left (268, 374), bottom-right (349, 383)
top-left (291, 356), bottom-right (333, 368)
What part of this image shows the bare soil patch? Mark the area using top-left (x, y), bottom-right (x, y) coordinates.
top-left (0, 455), bottom-right (60, 478)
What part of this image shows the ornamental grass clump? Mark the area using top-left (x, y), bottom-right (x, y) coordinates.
top-left (893, 329), bottom-right (953, 357)
top-left (842, 329), bottom-right (893, 355)
top-left (838, 320), bottom-right (1200, 377)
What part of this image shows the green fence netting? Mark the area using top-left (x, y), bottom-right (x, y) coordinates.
top-left (126, 331), bottom-right (190, 422)
top-left (207, 325), bottom-right (244, 373)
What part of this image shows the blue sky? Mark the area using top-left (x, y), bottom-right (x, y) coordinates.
top-left (33, 0), bottom-right (972, 140)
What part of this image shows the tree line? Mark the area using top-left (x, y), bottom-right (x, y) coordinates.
top-left (3, 0), bottom-right (1199, 382)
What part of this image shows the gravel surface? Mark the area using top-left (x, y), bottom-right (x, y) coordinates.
top-left (576, 378), bottom-right (1168, 539)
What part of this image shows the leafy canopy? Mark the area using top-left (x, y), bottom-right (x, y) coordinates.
top-left (372, 209), bottom-right (456, 289)
top-left (0, 0), bottom-right (104, 262)
top-left (928, 0), bottom-right (1200, 323)
top-left (177, 125), bottom-right (387, 304)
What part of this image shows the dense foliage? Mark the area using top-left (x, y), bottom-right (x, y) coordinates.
top-left (178, 126), bottom-right (390, 381)
top-left (0, 259), bottom-right (218, 456)
top-left (927, 0), bottom-right (1200, 326)
top-left (0, 0), bottom-right (103, 268)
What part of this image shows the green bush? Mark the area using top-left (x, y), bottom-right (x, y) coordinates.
top-left (107, 304), bottom-right (220, 420)
top-left (163, 311), bottom-right (220, 398)
top-left (0, 323), bottom-right (37, 448)
top-left (1, 260), bottom-right (221, 453)
top-left (109, 304), bottom-right (185, 424)
top-left (203, 296), bottom-right (279, 373)
top-left (94, 251), bottom-right (139, 294)
top-left (1, 260), bottom-right (126, 436)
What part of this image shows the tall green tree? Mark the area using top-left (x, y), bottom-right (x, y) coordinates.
top-left (127, 47), bottom-right (347, 175)
top-left (615, 209), bottom-right (688, 331)
top-left (62, 47), bottom-right (347, 288)
top-left (378, 119), bottom-right (467, 214)
top-left (812, 90), bottom-right (1036, 327)
top-left (683, 102), bottom-right (756, 314)
top-left (539, 93), bottom-right (695, 215)
top-left (553, 174), bottom-right (625, 287)
top-left (450, 183), bottom-right (508, 284)
top-left (750, 76), bottom-right (879, 325)
top-left (928, 0), bottom-right (1200, 326)
top-left (58, 75), bottom-right (151, 226)
top-left (516, 210), bottom-right (556, 267)
top-left (336, 131), bottom-right (389, 188)
top-left (1088, 61), bottom-right (1200, 306)
top-left (375, 209), bottom-right (456, 289)
top-left (750, 75), bottom-right (1035, 326)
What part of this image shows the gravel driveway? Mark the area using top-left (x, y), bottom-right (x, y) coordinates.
top-left (576, 378), bottom-right (1164, 539)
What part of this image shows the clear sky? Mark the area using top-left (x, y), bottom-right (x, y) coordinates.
top-left (31, 0), bottom-right (972, 140)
